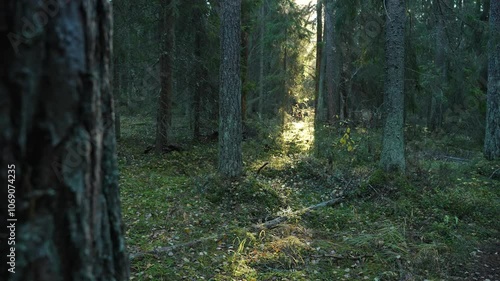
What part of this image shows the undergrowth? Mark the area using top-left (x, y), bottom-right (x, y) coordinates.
top-left (118, 115), bottom-right (499, 280)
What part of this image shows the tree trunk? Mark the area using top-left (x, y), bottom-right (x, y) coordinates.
top-left (316, 39), bottom-right (328, 123)
top-left (380, 0), bottom-right (406, 173)
top-left (0, 1), bottom-right (129, 280)
top-left (314, 0), bottom-right (323, 113)
top-left (258, 1), bottom-right (266, 120)
top-left (484, 0), bottom-right (500, 160)
top-left (156, 0), bottom-right (175, 152)
top-left (194, 32), bottom-right (202, 140)
top-left (241, 30), bottom-right (249, 122)
top-left (282, 23), bottom-right (288, 127)
top-left (324, 0), bottom-right (340, 123)
top-left (428, 0), bottom-right (448, 131)
top-left (219, 0), bottom-right (243, 178)
top-left (193, 0), bottom-right (207, 140)
top-left (481, 0), bottom-right (491, 21)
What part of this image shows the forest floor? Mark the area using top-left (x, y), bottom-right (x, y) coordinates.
top-left (118, 114), bottom-right (499, 281)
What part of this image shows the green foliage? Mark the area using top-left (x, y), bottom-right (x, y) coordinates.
top-left (338, 127), bottom-right (356, 152)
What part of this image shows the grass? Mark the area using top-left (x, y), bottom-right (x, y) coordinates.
top-left (118, 114), bottom-right (500, 280)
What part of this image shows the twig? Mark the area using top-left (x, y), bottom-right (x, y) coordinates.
top-left (383, 0), bottom-right (392, 22)
top-left (440, 155), bottom-right (469, 162)
top-left (490, 168), bottom-right (500, 179)
top-left (257, 162), bottom-right (269, 175)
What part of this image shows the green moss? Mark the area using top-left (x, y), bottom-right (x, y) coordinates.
top-left (119, 116), bottom-right (500, 280)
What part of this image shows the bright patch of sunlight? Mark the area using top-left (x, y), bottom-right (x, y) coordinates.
top-left (282, 112), bottom-right (315, 152)
top-left (295, 0), bottom-right (313, 6)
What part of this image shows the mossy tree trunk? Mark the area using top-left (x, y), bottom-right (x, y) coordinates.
top-left (0, 0), bottom-right (129, 280)
top-left (219, 0), bottom-right (243, 178)
top-left (380, 0), bottom-right (406, 173)
top-left (484, 0), bottom-right (500, 160)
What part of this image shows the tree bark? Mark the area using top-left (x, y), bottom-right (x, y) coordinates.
top-left (156, 0), bottom-right (175, 152)
top-left (314, 0), bottom-right (323, 113)
top-left (258, 2), bottom-right (266, 120)
top-left (113, 56), bottom-right (121, 140)
top-left (193, 0), bottom-right (208, 140)
top-left (241, 30), bottom-right (249, 122)
top-left (324, 0), bottom-right (340, 123)
top-left (428, 0), bottom-right (448, 131)
top-left (0, 0), bottom-right (129, 280)
top-left (316, 39), bottom-right (328, 123)
top-left (484, 0), bottom-right (500, 160)
top-left (219, 0), bottom-right (243, 178)
top-left (380, 0), bottom-right (406, 173)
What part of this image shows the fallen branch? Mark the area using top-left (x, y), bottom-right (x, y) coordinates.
top-left (440, 155), bottom-right (469, 162)
top-left (252, 197), bottom-right (343, 231)
top-left (130, 198), bottom-right (344, 260)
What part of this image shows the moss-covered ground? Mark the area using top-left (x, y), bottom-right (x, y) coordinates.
top-left (118, 115), bottom-right (499, 280)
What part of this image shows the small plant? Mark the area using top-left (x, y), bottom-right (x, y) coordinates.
top-left (338, 127), bottom-right (356, 152)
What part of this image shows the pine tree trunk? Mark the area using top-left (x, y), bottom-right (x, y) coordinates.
top-left (156, 0), bottom-right (175, 152)
top-left (241, 31), bottom-right (249, 122)
top-left (258, 1), bottom-right (266, 120)
top-left (316, 40), bottom-right (328, 123)
top-left (219, 0), bottom-right (243, 178)
top-left (314, 0), bottom-right (323, 113)
top-left (484, 0), bottom-right (500, 160)
top-left (324, 0), bottom-right (340, 123)
top-left (193, 0), bottom-right (207, 140)
top-left (0, 1), bottom-right (129, 280)
top-left (429, 0), bottom-right (447, 131)
top-left (380, 0), bottom-right (406, 172)
top-left (194, 32), bottom-right (202, 140)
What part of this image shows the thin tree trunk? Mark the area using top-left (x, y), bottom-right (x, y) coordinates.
top-left (429, 0), bottom-right (448, 131)
top-left (219, 0), bottom-right (243, 178)
top-left (484, 0), bottom-right (500, 160)
top-left (316, 40), bottom-right (328, 123)
top-left (314, 0), bottom-right (323, 112)
top-left (325, 0), bottom-right (339, 123)
top-left (282, 23), bottom-right (288, 127)
top-left (380, 0), bottom-right (406, 173)
top-left (258, 1), bottom-right (266, 120)
top-left (156, 0), bottom-right (175, 152)
top-left (193, 0), bottom-right (207, 140)
top-left (0, 0), bottom-right (129, 280)
top-left (194, 37), bottom-right (202, 140)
